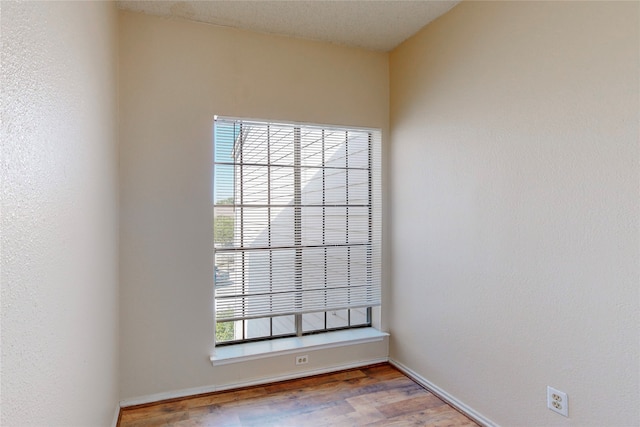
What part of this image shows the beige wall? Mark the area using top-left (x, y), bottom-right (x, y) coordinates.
top-left (118, 11), bottom-right (389, 400)
top-left (7, 2), bottom-right (632, 423)
top-left (1, 1), bottom-right (119, 426)
top-left (389, 1), bottom-right (639, 426)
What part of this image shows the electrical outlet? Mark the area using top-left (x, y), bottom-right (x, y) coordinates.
top-left (295, 355), bottom-right (308, 365)
top-left (547, 386), bottom-right (568, 417)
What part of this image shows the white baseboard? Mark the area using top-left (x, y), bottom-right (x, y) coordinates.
top-left (120, 357), bottom-right (389, 408)
top-left (389, 358), bottom-right (499, 427)
top-left (111, 402), bottom-right (120, 427)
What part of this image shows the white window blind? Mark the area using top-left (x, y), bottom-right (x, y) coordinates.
top-left (213, 117), bottom-right (381, 327)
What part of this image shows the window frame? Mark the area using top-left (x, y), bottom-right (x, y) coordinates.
top-left (213, 117), bottom-right (381, 346)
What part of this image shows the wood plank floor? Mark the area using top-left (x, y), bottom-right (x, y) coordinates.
top-left (118, 364), bottom-right (478, 427)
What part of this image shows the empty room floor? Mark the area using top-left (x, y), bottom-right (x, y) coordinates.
top-left (118, 363), bottom-right (478, 426)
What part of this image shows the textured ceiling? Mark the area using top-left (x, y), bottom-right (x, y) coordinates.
top-left (116, 1), bottom-right (460, 52)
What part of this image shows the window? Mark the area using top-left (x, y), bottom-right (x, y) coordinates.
top-left (213, 117), bottom-right (381, 345)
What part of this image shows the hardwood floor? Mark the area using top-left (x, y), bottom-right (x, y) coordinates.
top-left (118, 364), bottom-right (478, 427)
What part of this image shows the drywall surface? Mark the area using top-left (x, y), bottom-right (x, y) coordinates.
top-left (1, 1), bottom-right (119, 426)
top-left (389, 1), bottom-right (639, 426)
top-left (118, 11), bottom-right (389, 399)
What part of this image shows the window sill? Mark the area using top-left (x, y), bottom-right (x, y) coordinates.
top-left (210, 327), bottom-right (388, 366)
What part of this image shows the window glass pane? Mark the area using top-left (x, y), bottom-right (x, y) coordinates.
top-left (325, 246), bottom-right (348, 289)
top-left (214, 164), bottom-right (235, 205)
top-left (301, 167), bottom-right (323, 205)
top-left (347, 131), bottom-right (369, 169)
top-left (216, 321), bottom-right (238, 343)
top-left (241, 126), bottom-right (269, 164)
top-left (268, 207), bottom-right (295, 247)
top-left (301, 207), bottom-right (324, 246)
top-left (327, 309), bottom-right (349, 329)
top-left (241, 166), bottom-right (269, 205)
top-left (324, 130), bottom-right (346, 168)
top-left (244, 250), bottom-right (271, 294)
top-left (324, 207), bottom-right (346, 245)
top-left (214, 261), bottom-right (233, 288)
top-left (214, 123), bottom-right (238, 163)
top-left (272, 315), bottom-right (296, 336)
top-left (270, 249), bottom-right (296, 309)
top-left (241, 207), bottom-right (270, 247)
top-left (246, 318), bottom-right (271, 339)
top-left (271, 166), bottom-right (294, 206)
top-left (300, 128), bottom-right (324, 167)
top-left (350, 308), bottom-right (368, 326)
top-left (347, 169), bottom-right (369, 205)
top-left (349, 248), bottom-right (369, 285)
top-left (303, 311), bottom-right (325, 332)
top-left (301, 247), bottom-right (325, 289)
top-left (213, 210), bottom-right (235, 248)
top-left (324, 169), bottom-right (346, 205)
top-left (269, 125), bottom-right (295, 165)
top-left (347, 207), bottom-right (368, 244)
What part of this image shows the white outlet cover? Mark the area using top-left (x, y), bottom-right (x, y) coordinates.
top-left (547, 386), bottom-right (568, 417)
